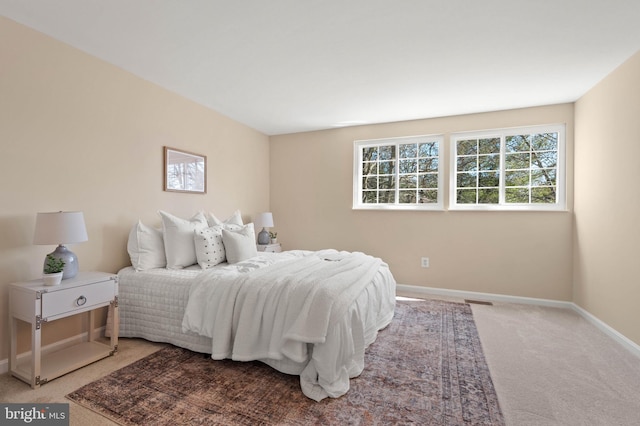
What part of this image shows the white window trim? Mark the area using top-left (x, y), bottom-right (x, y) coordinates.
top-left (353, 134), bottom-right (445, 211)
top-left (449, 124), bottom-right (566, 211)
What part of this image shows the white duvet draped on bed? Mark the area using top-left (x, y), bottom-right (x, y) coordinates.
top-left (181, 249), bottom-right (395, 401)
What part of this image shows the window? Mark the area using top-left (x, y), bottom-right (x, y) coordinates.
top-left (354, 135), bottom-right (443, 210)
top-left (450, 124), bottom-right (565, 210)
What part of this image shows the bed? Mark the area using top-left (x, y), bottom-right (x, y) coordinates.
top-left (116, 249), bottom-right (396, 401)
top-left (116, 211), bottom-right (396, 400)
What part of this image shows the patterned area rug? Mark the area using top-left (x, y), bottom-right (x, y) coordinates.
top-left (67, 299), bottom-right (504, 425)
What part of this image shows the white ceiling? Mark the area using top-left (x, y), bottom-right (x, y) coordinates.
top-left (2, 1), bottom-right (640, 135)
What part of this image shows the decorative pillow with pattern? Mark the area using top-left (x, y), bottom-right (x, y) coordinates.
top-left (194, 226), bottom-right (227, 269)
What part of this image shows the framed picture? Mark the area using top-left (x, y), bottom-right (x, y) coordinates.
top-left (163, 147), bottom-right (207, 194)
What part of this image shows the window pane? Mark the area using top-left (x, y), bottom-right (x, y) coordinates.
top-left (478, 171), bottom-right (499, 187)
top-left (532, 151), bottom-right (557, 168)
top-left (399, 175), bottom-right (417, 189)
top-left (457, 172), bottom-right (477, 188)
top-left (457, 139), bottom-right (477, 155)
top-left (363, 176), bottom-right (378, 189)
top-left (399, 144), bottom-right (417, 158)
top-left (362, 162), bottom-right (377, 175)
top-left (478, 154), bottom-right (499, 171)
top-left (399, 159), bottom-right (416, 173)
top-left (505, 152), bottom-right (530, 169)
top-left (479, 138), bottom-right (500, 154)
top-left (505, 170), bottom-right (530, 186)
top-left (379, 161), bottom-right (394, 174)
top-left (457, 189), bottom-right (477, 204)
top-left (531, 133), bottom-right (558, 151)
top-left (362, 147), bottom-right (378, 161)
top-left (419, 173), bottom-right (438, 188)
top-left (531, 168), bottom-right (556, 186)
top-left (418, 189), bottom-right (438, 203)
top-left (362, 191), bottom-right (377, 203)
top-left (379, 146), bottom-right (395, 160)
top-left (399, 190), bottom-right (416, 203)
top-left (505, 135), bottom-right (531, 152)
top-left (531, 187), bottom-right (556, 203)
top-left (419, 158), bottom-right (438, 172)
top-left (457, 156), bottom-right (477, 172)
top-left (505, 187), bottom-right (529, 203)
top-left (379, 176), bottom-right (395, 189)
top-left (478, 188), bottom-right (499, 204)
top-left (419, 142), bottom-right (438, 157)
top-left (378, 190), bottom-right (395, 203)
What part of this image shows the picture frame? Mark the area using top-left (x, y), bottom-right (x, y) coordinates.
top-left (163, 147), bottom-right (207, 194)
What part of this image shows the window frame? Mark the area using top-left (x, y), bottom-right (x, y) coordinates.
top-left (353, 134), bottom-right (445, 211)
top-left (449, 124), bottom-right (566, 211)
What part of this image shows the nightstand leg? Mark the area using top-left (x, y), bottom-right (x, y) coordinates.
top-left (110, 300), bottom-right (119, 353)
top-left (9, 317), bottom-right (17, 376)
top-left (32, 319), bottom-right (41, 389)
top-left (88, 309), bottom-right (95, 342)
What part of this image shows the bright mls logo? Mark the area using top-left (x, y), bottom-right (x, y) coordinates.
top-left (1, 404), bottom-right (69, 425)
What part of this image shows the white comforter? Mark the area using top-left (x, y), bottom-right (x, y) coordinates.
top-left (181, 249), bottom-right (395, 401)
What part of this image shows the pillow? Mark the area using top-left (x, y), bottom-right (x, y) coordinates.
top-left (194, 226), bottom-right (227, 269)
top-left (127, 220), bottom-right (166, 271)
top-left (206, 210), bottom-right (243, 228)
top-left (159, 211), bottom-right (208, 269)
top-left (222, 223), bottom-right (258, 264)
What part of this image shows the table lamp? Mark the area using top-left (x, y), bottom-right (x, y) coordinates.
top-left (256, 212), bottom-right (274, 245)
top-left (34, 211), bottom-right (88, 279)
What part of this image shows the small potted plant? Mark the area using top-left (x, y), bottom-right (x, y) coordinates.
top-left (269, 231), bottom-right (278, 244)
top-left (43, 254), bottom-right (65, 286)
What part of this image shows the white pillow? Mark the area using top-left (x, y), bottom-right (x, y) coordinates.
top-left (127, 220), bottom-right (166, 271)
top-left (194, 226), bottom-right (227, 269)
top-left (206, 210), bottom-right (243, 228)
top-left (159, 211), bottom-right (208, 269)
top-left (222, 223), bottom-right (258, 264)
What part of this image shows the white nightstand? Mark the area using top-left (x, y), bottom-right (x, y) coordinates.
top-left (9, 271), bottom-right (118, 388)
top-left (257, 243), bottom-right (282, 253)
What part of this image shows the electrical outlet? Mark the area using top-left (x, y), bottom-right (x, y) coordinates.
top-left (421, 257), bottom-right (430, 268)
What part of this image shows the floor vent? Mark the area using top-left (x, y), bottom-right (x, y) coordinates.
top-left (464, 299), bottom-right (493, 306)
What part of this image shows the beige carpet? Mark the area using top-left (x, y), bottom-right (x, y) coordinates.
top-left (470, 302), bottom-right (640, 426)
top-left (2, 297), bottom-right (640, 425)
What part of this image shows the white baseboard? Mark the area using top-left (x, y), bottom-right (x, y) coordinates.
top-left (396, 284), bottom-right (640, 359)
top-left (0, 327), bottom-right (106, 376)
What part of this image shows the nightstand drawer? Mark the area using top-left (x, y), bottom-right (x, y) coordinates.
top-left (257, 243), bottom-right (282, 253)
top-left (41, 281), bottom-right (116, 318)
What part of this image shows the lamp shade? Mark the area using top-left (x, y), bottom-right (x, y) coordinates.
top-left (34, 211), bottom-right (88, 245)
top-left (257, 212), bottom-right (274, 228)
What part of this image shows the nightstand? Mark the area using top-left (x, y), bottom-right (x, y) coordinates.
top-left (9, 271), bottom-right (118, 388)
top-left (257, 243), bottom-right (282, 253)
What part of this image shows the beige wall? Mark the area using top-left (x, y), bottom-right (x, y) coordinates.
top-left (270, 104), bottom-right (575, 300)
top-left (574, 50), bottom-right (640, 345)
top-left (0, 17), bottom-right (270, 360)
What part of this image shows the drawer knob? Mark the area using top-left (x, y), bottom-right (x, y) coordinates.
top-left (76, 295), bottom-right (87, 306)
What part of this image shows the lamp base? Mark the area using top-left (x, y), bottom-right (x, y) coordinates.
top-left (45, 245), bottom-right (79, 279)
top-left (257, 228), bottom-right (270, 245)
